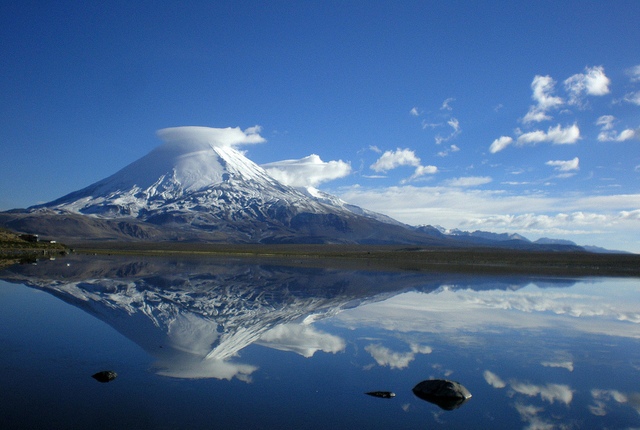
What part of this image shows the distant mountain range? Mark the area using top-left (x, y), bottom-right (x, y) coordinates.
top-left (0, 126), bottom-right (607, 252)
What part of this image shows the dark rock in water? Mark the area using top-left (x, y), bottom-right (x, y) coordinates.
top-left (91, 370), bottom-right (118, 383)
top-left (412, 379), bottom-right (471, 410)
top-left (365, 391), bottom-right (396, 399)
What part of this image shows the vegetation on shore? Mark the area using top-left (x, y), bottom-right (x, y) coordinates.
top-left (0, 228), bottom-right (68, 267)
top-left (70, 241), bottom-right (640, 277)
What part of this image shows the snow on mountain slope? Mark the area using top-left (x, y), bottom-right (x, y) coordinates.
top-left (296, 186), bottom-right (408, 227)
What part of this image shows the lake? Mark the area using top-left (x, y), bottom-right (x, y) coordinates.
top-left (1, 254), bottom-right (639, 429)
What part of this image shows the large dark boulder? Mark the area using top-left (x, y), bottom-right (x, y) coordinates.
top-left (412, 379), bottom-right (472, 410)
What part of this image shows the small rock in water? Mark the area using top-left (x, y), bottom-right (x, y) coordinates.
top-left (412, 379), bottom-right (471, 410)
top-left (365, 391), bottom-right (396, 398)
top-left (92, 370), bottom-right (118, 383)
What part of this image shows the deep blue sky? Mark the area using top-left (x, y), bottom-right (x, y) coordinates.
top-left (1, 1), bottom-right (639, 251)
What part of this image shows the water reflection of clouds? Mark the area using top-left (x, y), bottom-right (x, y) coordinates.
top-left (485, 369), bottom-right (575, 429)
top-left (540, 360), bottom-right (574, 372)
top-left (514, 403), bottom-right (555, 430)
top-left (590, 389), bottom-right (640, 417)
top-left (155, 355), bottom-right (258, 381)
top-left (364, 343), bottom-right (432, 369)
top-left (334, 283), bottom-right (640, 339)
top-left (509, 381), bottom-right (574, 405)
top-left (484, 370), bottom-right (574, 405)
top-left (484, 369), bottom-right (640, 426)
top-left (256, 323), bottom-right (345, 357)
top-left (483, 370), bottom-right (506, 388)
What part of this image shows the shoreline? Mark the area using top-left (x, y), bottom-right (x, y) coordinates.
top-left (63, 242), bottom-right (640, 277)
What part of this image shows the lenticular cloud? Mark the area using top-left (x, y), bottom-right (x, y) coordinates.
top-left (157, 125), bottom-right (266, 148)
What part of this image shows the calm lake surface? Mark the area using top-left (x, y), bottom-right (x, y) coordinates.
top-left (1, 255), bottom-right (639, 429)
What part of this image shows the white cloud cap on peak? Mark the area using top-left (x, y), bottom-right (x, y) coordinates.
top-left (262, 154), bottom-right (351, 187)
top-left (157, 126), bottom-right (266, 148)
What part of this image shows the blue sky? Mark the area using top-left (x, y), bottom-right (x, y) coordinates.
top-left (1, 1), bottom-right (639, 251)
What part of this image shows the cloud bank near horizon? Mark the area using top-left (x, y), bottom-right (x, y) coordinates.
top-left (336, 184), bottom-right (640, 248)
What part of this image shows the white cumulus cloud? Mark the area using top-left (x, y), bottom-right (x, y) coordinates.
top-left (596, 115), bottom-right (616, 130)
top-left (441, 97), bottom-right (455, 111)
top-left (523, 75), bottom-right (564, 123)
top-left (443, 176), bottom-right (492, 187)
top-left (370, 148), bottom-right (421, 172)
top-left (435, 117), bottom-right (461, 144)
top-left (627, 64), bottom-right (640, 82)
top-left (564, 65), bottom-right (611, 106)
top-left (599, 128), bottom-right (637, 142)
top-left (491, 125), bottom-right (580, 154)
top-left (517, 123), bottom-right (581, 146)
top-left (437, 144), bottom-right (460, 157)
top-left (490, 136), bottom-right (514, 153)
top-left (596, 115), bottom-right (638, 141)
top-left (623, 91), bottom-right (640, 106)
top-left (546, 157), bottom-right (579, 172)
top-left (405, 165), bottom-right (439, 183)
top-left (262, 154), bottom-right (351, 187)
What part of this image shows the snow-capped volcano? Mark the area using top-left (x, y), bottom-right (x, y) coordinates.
top-left (42, 126), bottom-right (322, 217)
top-left (16, 126), bottom-right (439, 244)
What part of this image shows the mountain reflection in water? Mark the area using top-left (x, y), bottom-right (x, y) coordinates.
top-left (1, 255), bottom-right (639, 429)
top-left (2, 255), bottom-right (440, 380)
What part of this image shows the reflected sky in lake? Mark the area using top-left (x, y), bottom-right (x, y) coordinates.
top-left (1, 255), bottom-right (639, 429)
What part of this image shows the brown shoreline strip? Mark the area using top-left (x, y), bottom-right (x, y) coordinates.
top-left (65, 242), bottom-right (640, 277)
